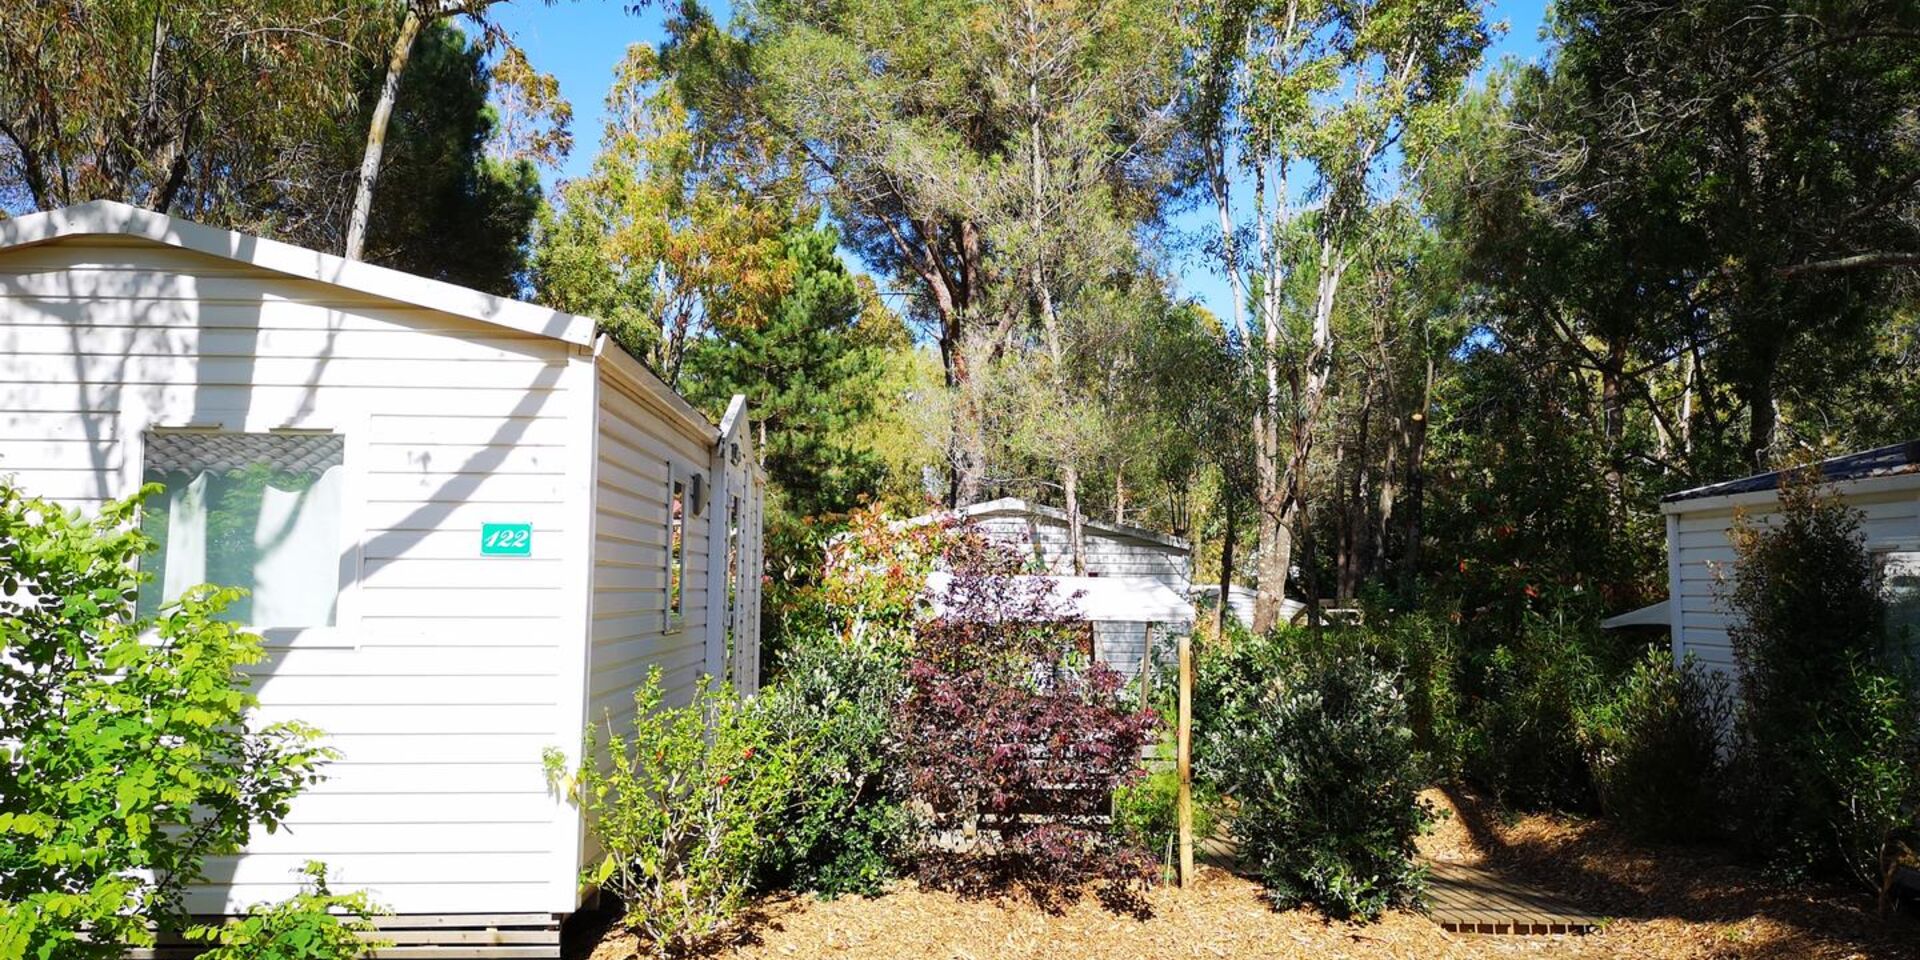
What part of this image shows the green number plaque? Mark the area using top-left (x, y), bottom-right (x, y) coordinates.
top-left (481, 522), bottom-right (533, 556)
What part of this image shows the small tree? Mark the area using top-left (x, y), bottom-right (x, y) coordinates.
top-left (894, 531), bottom-right (1159, 903)
top-left (1727, 473), bottom-right (1920, 910)
top-left (1197, 631), bottom-right (1431, 920)
top-left (0, 485), bottom-right (331, 958)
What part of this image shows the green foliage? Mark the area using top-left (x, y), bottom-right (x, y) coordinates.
top-left (1366, 611), bottom-right (1470, 779)
top-left (754, 628), bottom-right (915, 897)
top-left (1111, 764), bottom-right (1217, 880)
top-left (555, 671), bottom-right (793, 956)
top-left (1578, 649), bottom-right (1730, 842)
top-left (357, 21), bottom-right (542, 296)
top-left (188, 863), bottom-right (386, 960)
top-left (1460, 611), bottom-right (1604, 812)
top-left (1727, 478), bottom-right (1920, 907)
top-left (1196, 630), bottom-right (1431, 920)
top-left (0, 484), bottom-right (331, 960)
top-left (683, 224), bottom-right (905, 521)
top-left (1812, 660), bottom-right (1920, 915)
top-left (0, 1), bottom-right (379, 222)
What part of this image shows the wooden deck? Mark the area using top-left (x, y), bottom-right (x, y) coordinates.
top-left (132, 913), bottom-right (563, 959)
top-left (1425, 861), bottom-right (1602, 935)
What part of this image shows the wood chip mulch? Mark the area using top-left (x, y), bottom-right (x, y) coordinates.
top-left (574, 788), bottom-right (1920, 960)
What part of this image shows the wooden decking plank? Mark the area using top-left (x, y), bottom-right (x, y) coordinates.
top-left (1423, 860), bottom-right (1599, 936)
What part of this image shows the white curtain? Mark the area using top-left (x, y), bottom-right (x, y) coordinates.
top-left (159, 472), bottom-right (209, 605)
top-left (250, 466), bottom-right (343, 628)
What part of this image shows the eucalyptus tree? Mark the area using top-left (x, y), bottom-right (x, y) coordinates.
top-left (345, 0), bottom-right (571, 261)
top-left (733, 0), bottom-right (1180, 511)
top-left (532, 41), bottom-right (797, 386)
top-left (1186, 0), bottom-right (1490, 630)
top-left (0, 0), bottom-right (380, 228)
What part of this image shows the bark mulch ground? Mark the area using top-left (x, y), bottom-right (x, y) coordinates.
top-left (572, 788), bottom-right (1919, 960)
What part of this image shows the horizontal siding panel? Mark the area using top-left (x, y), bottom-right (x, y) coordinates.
top-left (250, 674), bottom-right (557, 707)
top-left (305, 762), bottom-right (549, 796)
top-left (316, 733), bottom-right (559, 764)
top-left (355, 587), bottom-right (567, 619)
top-left (0, 437), bottom-right (123, 471)
top-left (249, 704), bottom-right (554, 735)
top-left (364, 472), bottom-right (565, 504)
top-left (0, 414), bottom-right (120, 440)
top-left (0, 384), bottom-right (571, 418)
top-left (361, 557), bottom-right (567, 590)
top-left (0, 271), bottom-right (396, 304)
top-left (0, 355), bottom-right (566, 389)
top-left (364, 445), bottom-right (567, 475)
top-left (0, 324), bottom-right (563, 363)
top-left (241, 822), bottom-right (553, 856)
top-left (251, 645), bottom-right (560, 679)
top-left (355, 619), bottom-right (574, 646)
top-left (283, 791), bottom-right (557, 826)
top-left (183, 881), bottom-right (557, 915)
top-left (0, 296), bottom-right (545, 337)
top-left (361, 503), bottom-right (571, 535)
top-left (201, 852), bottom-right (550, 887)
top-left (369, 415), bottom-right (570, 446)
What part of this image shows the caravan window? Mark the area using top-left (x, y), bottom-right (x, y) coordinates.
top-left (667, 469), bottom-right (687, 630)
top-left (1876, 549), bottom-right (1920, 655)
top-left (136, 431), bottom-right (345, 628)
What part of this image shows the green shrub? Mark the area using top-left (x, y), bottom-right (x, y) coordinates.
top-left (1362, 612), bottom-right (1469, 779)
top-left (1814, 659), bottom-right (1920, 917)
top-left (1462, 611), bottom-right (1601, 811)
top-left (755, 628), bottom-right (914, 897)
top-left (1578, 648), bottom-right (1729, 841)
top-left (0, 484), bottom-right (332, 959)
top-left (554, 672), bottom-right (794, 956)
top-left (1724, 475), bottom-right (1920, 907)
top-left (1197, 632), bottom-right (1431, 920)
top-left (189, 863), bottom-right (386, 960)
top-left (1111, 764), bottom-right (1217, 878)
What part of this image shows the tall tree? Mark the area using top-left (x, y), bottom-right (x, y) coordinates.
top-left (682, 224), bottom-right (907, 520)
top-left (0, 1), bottom-right (379, 228)
top-left (1504, 0), bottom-right (1920, 470)
top-left (353, 21), bottom-right (544, 295)
top-left (1187, 0), bottom-right (1490, 630)
top-left (532, 41), bottom-right (795, 384)
top-left (345, 0), bottom-right (569, 261)
top-left (729, 0), bottom-right (1178, 509)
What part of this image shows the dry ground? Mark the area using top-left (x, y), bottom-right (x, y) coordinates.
top-left (572, 789), bottom-right (1919, 960)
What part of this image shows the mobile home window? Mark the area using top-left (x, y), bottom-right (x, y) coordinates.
top-left (724, 494), bottom-right (741, 680)
top-left (136, 431), bottom-right (345, 628)
top-left (1876, 549), bottom-right (1920, 656)
top-left (667, 469), bottom-right (687, 630)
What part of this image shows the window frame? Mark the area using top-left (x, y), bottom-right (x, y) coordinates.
top-left (118, 400), bottom-right (367, 650)
top-left (665, 462), bottom-right (687, 633)
top-left (1871, 539), bottom-right (1920, 656)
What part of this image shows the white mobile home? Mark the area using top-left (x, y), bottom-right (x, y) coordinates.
top-left (0, 201), bottom-right (765, 950)
top-left (912, 497), bottom-right (1196, 678)
top-left (1631, 441), bottom-right (1920, 677)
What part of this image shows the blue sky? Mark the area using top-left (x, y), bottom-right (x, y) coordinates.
top-left (491, 0), bottom-right (1556, 323)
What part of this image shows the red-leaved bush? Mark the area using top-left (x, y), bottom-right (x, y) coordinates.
top-left (894, 529), bottom-right (1159, 903)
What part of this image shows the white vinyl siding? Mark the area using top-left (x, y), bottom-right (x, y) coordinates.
top-left (586, 367), bottom-right (716, 730)
top-left (0, 236), bottom-right (583, 914)
top-left (1665, 480), bottom-right (1920, 678)
top-left (971, 514), bottom-right (1190, 582)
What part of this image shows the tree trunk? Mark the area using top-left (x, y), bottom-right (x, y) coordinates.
top-left (1398, 360), bottom-right (1433, 599)
top-left (1600, 334), bottom-right (1627, 532)
top-left (346, 6), bottom-right (425, 261)
top-left (1216, 490), bottom-right (1238, 638)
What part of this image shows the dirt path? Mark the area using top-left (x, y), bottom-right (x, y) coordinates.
top-left (573, 789), bottom-right (1919, 960)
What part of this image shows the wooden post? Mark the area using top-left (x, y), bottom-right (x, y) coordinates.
top-left (1177, 627), bottom-right (1194, 886)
